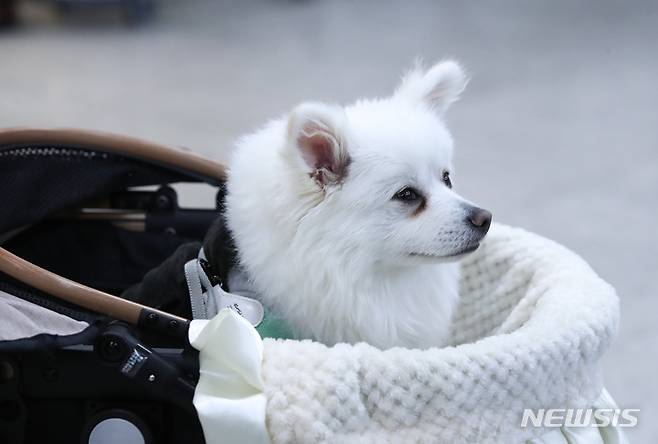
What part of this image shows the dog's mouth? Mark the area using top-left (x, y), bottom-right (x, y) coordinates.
top-left (409, 243), bottom-right (480, 260)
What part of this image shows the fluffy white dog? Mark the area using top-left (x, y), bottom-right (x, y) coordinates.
top-left (225, 60), bottom-right (491, 349)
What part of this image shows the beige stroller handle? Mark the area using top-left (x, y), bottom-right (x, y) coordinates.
top-left (0, 246), bottom-right (189, 328)
top-left (0, 127), bottom-right (227, 181)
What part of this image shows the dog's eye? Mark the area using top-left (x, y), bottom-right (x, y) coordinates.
top-left (394, 187), bottom-right (422, 203)
top-left (442, 171), bottom-right (452, 188)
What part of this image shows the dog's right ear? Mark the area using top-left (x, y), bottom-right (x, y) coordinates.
top-left (287, 102), bottom-right (350, 187)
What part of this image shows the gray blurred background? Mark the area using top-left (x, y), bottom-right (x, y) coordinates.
top-left (1, 0), bottom-right (656, 441)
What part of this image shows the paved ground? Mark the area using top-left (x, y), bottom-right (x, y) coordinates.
top-left (1, 0), bottom-right (656, 441)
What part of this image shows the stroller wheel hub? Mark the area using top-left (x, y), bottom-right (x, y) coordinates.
top-left (88, 418), bottom-right (145, 444)
top-left (85, 409), bottom-right (152, 444)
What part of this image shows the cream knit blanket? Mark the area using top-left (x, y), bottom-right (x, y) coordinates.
top-left (260, 224), bottom-right (620, 443)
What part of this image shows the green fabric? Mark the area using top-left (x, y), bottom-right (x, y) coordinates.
top-left (255, 309), bottom-right (295, 340)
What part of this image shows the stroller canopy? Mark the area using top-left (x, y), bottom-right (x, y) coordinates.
top-left (0, 128), bottom-right (224, 235)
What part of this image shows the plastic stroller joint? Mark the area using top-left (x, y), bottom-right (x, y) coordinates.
top-left (137, 307), bottom-right (191, 341)
top-left (95, 323), bottom-right (196, 413)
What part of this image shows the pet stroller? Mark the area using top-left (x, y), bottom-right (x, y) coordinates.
top-left (0, 129), bottom-right (627, 444)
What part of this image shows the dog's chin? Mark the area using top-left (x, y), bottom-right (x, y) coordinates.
top-left (408, 243), bottom-right (480, 263)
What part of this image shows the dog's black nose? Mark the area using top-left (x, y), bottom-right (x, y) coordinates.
top-left (467, 208), bottom-right (492, 231)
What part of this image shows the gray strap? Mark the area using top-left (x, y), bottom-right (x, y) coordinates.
top-left (185, 258), bottom-right (207, 319)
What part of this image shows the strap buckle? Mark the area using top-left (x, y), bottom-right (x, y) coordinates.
top-left (184, 248), bottom-right (264, 327)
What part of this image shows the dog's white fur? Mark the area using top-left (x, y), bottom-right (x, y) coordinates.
top-left (226, 61), bottom-right (489, 349)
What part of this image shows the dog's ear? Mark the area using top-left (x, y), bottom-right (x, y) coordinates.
top-left (287, 102), bottom-right (349, 186)
top-left (395, 60), bottom-right (468, 115)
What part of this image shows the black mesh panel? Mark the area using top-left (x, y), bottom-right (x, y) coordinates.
top-left (0, 145), bottom-right (191, 233)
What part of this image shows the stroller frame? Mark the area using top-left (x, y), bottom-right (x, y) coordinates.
top-left (0, 128), bottom-right (225, 444)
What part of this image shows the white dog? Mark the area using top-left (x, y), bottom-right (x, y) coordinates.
top-left (225, 60), bottom-right (491, 349)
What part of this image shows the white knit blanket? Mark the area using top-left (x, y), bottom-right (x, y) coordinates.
top-left (259, 224), bottom-right (620, 443)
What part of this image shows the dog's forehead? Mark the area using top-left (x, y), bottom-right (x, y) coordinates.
top-left (345, 101), bottom-right (453, 171)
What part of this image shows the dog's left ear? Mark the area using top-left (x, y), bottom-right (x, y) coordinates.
top-left (395, 60), bottom-right (468, 115)
top-left (287, 102), bottom-right (349, 186)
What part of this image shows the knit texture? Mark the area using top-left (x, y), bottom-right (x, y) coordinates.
top-left (260, 224), bottom-right (619, 443)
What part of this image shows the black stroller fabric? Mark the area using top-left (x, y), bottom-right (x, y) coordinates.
top-left (5, 220), bottom-right (190, 294)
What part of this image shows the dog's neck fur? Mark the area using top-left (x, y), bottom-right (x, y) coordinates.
top-left (226, 120), bottom-right (459, 349)
top-left (275, 241), bottom-right (460, 349)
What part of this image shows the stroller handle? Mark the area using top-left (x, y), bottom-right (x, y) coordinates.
top-left (0, 127), bottom-right (227, 182)
top-left (0, 247), bottom-right (190, 339)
